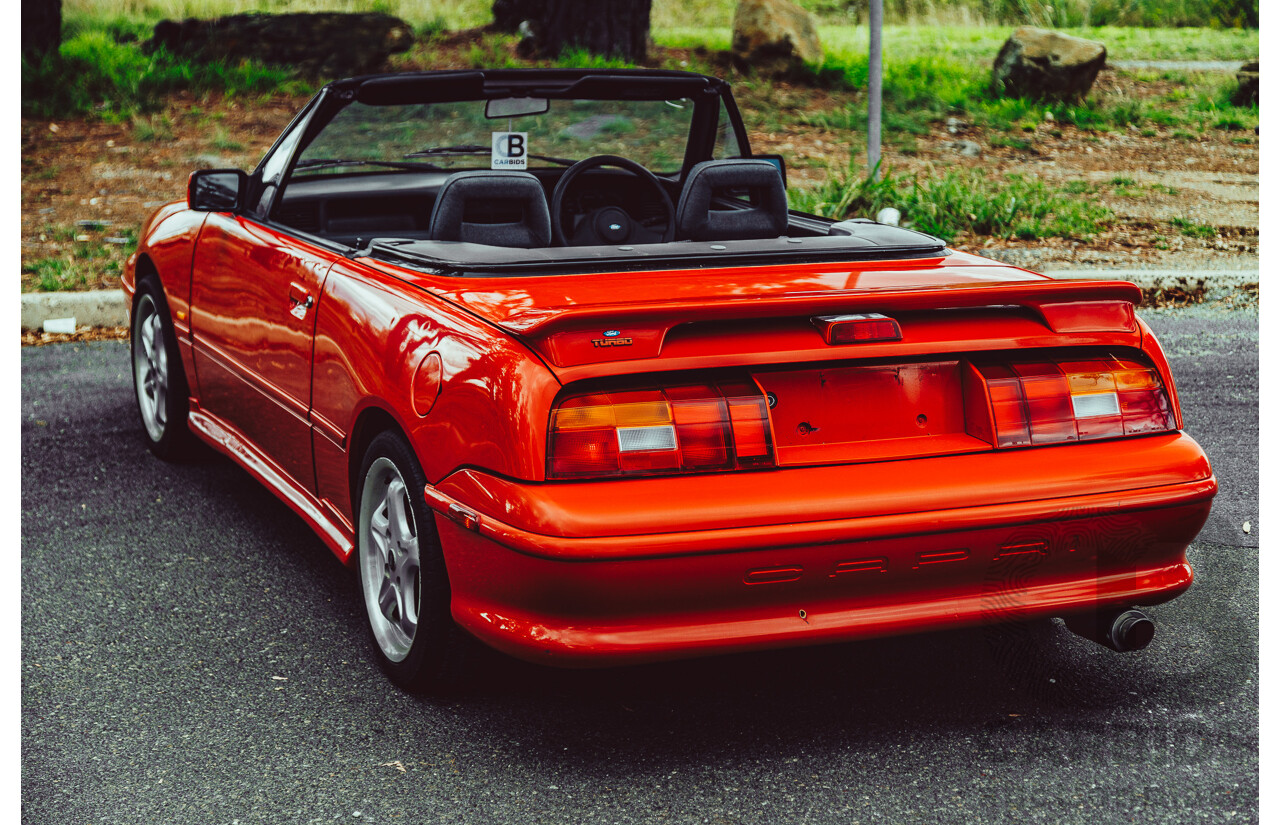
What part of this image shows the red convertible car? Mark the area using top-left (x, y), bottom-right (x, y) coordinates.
top-left (124, 69), bottom-right (1215, 692)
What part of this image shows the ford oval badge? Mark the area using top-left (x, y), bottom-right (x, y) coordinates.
top-left (603, 329), bottom-right (621, 337)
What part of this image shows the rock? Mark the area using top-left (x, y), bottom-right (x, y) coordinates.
top-left (145, 12), bottom-right (414, 77)
top-left (1233, 60), bottom-right (1258, 106)
top-left (992, 27), bottom-right (1106, 100)
top-left (945, 117), bottom-right (970, 134)
top-left (491, 0), bottom-right (542, 34)
top-left (732, 0), bottom-right (823, 76)
top-left (515, 19), bottom-right (542, 60)
top-left (948, 140), bottom-right (982, 157)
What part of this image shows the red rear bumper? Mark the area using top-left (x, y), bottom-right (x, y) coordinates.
top-left (426, 433), bottom-right (1214, 666)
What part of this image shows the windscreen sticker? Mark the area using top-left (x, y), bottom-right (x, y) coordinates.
top-left (491, 132), bottom-right (528, 170)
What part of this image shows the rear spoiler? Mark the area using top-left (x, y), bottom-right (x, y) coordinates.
top-left (496, 279), bottom-right (1143, 336)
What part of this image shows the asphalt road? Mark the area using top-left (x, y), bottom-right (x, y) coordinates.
top-left (21, 304), bottom-right (1258, 824)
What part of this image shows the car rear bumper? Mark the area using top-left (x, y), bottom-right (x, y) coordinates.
top-left (425, 433), bottom-right (1215, 666)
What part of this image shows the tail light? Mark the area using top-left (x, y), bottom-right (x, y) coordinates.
top-left (966, 356), bottom-right (1175, 448)
top-left (548, 377), bottom-right (775, 478)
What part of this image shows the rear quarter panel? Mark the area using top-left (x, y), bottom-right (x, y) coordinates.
top-left (310, 259), bottom-right (562, 524)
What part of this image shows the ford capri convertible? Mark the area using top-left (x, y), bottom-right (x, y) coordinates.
top-left (124, 68), bottom-right (1215, 692)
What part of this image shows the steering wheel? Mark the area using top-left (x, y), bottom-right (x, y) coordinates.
top-left (550, 155), bottom-right (676, 246)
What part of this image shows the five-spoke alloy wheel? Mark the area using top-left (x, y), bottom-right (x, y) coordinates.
top-left (356, 431), bottom-right (470, 692)
top-left (359, 456), bottom-right (422, 662)
top-left (130, 279), bottom-right (191, 459)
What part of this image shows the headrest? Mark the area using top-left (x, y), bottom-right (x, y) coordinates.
top-left (428, 171), bottom-right (552, 248)
top-left (675, 159), bottom-right (788, 242)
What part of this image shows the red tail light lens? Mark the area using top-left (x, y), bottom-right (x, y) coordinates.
top-left (969, 356), bottom-right (1174, 448)
top-left (548, 377), bottom-right (776, 478)
top-left (812, 313), bottom-right (902, 345)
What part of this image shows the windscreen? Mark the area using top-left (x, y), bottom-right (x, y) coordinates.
top-left (294, 97), bottom-right (696, 176)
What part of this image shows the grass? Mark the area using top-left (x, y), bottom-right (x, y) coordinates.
top-left (1171, 217), bottom-right (1217, 239)
top-left (209, 126), bottom-right (245, 151)
top-left (790, 165), bottom-right (1112, 243)
top-left (721, 28), bottom-right (1257, 146)
top-left (65, 0), bottom-right (1256, 34)
top-left (63, 0), bottom-right (494, 32)
top-left (132, 113), bottom-right (174, 141)
top-left (22, 28), bottom-right (311, 119)
top-left (31, 2), bottom-right (1261, 124)
top-left (23, 225), bottom-right (138, 292)
top-left (988, 134), bottom-right (1033, 150)
top-left (23, 256), bottom-right (99, 292)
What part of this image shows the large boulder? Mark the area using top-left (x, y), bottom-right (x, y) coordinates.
top-left (145, 12), bottom-right (414, 77)
top-left (992, 27), bottom-right (1106, 100)
top-left (1233, 60), bottom-right (1258, 106)
top-left (732, 0), bottom-right (822, 76)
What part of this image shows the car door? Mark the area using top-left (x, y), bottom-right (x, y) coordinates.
top-left (189, 216), bottom-right (337, 494)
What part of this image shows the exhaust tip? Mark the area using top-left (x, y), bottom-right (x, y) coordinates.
top-left (1064, 608), bottom-right (1155, 652)
top-left (1109, 609), bottom-right (1155, 652)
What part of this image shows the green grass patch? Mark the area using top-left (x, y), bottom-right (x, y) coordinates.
top-left (988, 134), bottom-right (1034, 150)
top-left (23, 256), bottom-right (96, 291)
top-left (132, 114), bottom-right (174, 141)
top-left (1171, 217), bottom-right (1217, 239)
top-left (22, 28), bottom-right (311, 119)
top-left (791, 166), bottom-right (1111, 243)
top-left (209, 126), bottom-right (245, 151)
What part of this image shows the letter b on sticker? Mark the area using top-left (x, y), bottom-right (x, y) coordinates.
top-left (491, 131), bottom-right (528, 169)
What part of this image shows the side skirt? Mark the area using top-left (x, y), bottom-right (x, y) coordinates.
top-left (188, 408), bottom-right (355, 563)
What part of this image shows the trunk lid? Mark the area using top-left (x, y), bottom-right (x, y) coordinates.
top-left (367, 251), bottom-right (1157, 472)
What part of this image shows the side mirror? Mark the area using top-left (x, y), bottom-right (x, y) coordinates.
top-left (751, 153), bottom-right (787, 188)
top-left (188, 169), bottom-right (247, 212)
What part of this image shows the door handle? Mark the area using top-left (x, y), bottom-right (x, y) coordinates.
top-left (288, 283), bottom-right (314, 309)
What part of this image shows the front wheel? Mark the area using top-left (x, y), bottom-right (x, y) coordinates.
top-left (130, 279), bottom-right (192, 459)
top-left (356, 431), bottom-right (472, 693)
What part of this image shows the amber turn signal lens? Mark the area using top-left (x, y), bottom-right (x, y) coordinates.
top-left (547, 376), bottom-right (776, 479)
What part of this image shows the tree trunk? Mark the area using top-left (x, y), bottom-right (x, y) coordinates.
top-left (22, 0), bottom-right (62, 60)
top-left (538, 0), bottom-right (651, 62)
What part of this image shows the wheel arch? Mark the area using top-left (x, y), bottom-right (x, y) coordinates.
top-left (130, 253), bottom-right (160, 301)
top-left (347, 403), bottom-right (411, 532)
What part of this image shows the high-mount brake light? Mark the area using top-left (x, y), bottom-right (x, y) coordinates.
top-left (812, 313), bottom-right (902, 345)
top-left (548, 378), bottom-right (775, 478)
top-left (969, 356), bottom-right (1174, 448)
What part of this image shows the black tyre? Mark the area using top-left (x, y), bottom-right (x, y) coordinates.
top-left (130, 278), bottom-right (193, 460)
top-left (356, 430), bottom-right (471, 693)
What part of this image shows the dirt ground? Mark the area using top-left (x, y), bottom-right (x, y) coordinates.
top-left (19, 48), bottom-right (1258, 294)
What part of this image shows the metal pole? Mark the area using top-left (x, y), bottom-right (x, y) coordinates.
top-left (867, 0), bottom-right (883, 180)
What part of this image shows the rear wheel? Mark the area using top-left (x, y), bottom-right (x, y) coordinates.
top-left (356, 431), bottom-right (471, 693)
top-left (130, 279), bottom-right (192, 459)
